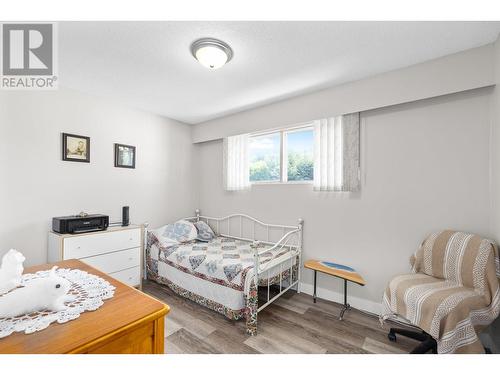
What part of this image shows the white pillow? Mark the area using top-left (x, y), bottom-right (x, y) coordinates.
top-left (161, 220), bottom-right (197, 243)
top-left (194, 221), bottom-right (216, 242)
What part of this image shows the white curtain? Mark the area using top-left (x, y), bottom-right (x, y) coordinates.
top-left (223, 134), bottom-right (250, 191)
top-left (313, 113), bottom-right (360, 191)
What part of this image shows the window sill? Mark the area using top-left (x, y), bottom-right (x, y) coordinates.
top-left (251, 181), bottom-right (313, 186)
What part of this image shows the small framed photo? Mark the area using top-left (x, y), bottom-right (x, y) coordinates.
top-left (114, 143), bottom-right (136, 169)
top-left (62, 133), bottom-right (90, 163)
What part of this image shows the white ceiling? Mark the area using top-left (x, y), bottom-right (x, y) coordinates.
top-left (59, 21), bottom-right (500, 124)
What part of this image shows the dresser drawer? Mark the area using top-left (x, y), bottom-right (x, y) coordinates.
top-left (110, 266), bottom-right (141, 287)
top-left (81, 247), bottom-right (140, 274)
top-left (63, 228), bottom-right (141, 259)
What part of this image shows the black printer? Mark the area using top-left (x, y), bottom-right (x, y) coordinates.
top-left (52, 213), bottom-right (109, 234)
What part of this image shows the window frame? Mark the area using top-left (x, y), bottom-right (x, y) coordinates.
top-left (249, 123), bottom-right (314, 185)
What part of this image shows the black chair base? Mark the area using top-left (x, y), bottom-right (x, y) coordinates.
top-left (388, 327), bottom-right (437, 354)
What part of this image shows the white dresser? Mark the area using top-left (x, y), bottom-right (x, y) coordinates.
top-left (48, 225), bottom-right (143, 288)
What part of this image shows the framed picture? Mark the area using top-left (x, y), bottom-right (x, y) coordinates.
top-left (114, 143), bottom-right (136, 169)
top-left (62, 133), bottom-right (90, 162)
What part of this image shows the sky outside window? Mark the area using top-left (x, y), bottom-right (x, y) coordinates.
top-left (249, 127), bottom-right (314, 182)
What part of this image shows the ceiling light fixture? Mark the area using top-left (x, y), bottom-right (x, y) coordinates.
top-left (191, 38), bottom-right (233, 70)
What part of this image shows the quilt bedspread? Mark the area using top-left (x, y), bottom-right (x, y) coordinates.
top-left (150, 234), bottom-right (291, 292)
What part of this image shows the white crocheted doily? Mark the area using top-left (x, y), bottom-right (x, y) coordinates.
top-left (0, 268), bottom-right (115, 338)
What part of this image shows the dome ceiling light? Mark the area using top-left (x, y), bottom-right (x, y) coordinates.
top-left (191, 38), bottom-right (233, 70)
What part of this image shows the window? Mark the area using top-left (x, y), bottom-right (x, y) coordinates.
top-left (249, 132), bottom-right (281, 182)
top-left (249, 125), bottom-right (314, 183)
top-left (285, 128), bottom-right (314, 181)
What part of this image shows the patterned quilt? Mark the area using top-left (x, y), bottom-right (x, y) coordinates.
top-left (146, 231), bottom-right (296, 335)
top-left (153, 235), bottom-right (288, 292)
top-left (381, 230), bottom-right (500, 353)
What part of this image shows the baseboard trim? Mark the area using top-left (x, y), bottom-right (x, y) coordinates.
top-left (299, 282), bottom-right (382, 315)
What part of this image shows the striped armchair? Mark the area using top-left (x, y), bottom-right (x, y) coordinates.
top-left (381, 230), bottom-right (500, 354)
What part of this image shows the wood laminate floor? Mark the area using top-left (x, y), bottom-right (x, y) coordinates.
top-left (142, 280), bottom-right (420, 354)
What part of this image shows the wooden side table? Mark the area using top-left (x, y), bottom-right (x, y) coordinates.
top-left (0, 259), bottom-right (169, 354)
top-left (304, 259), bottom-right (365, 320)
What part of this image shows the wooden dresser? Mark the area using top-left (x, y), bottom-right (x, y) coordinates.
top-left (0, 259), bottom-right (169, 354)
top-left (48, 225), bottom-right (143, 288)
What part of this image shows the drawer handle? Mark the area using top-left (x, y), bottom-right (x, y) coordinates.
top-left (128, 276), bottom-right (133, 280)
top-left (128, 257), bottom-right (133, 261)
top-left (129, 238), bottom-right (133, 241)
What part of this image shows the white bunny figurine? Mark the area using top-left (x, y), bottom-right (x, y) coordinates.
top-left (0, 249), bottom-right (25, 295)
top-left (0, 266), bottom-right (74, 319)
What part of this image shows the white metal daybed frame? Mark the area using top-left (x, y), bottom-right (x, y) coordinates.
top-left (144, 209), bottom-right (303, 334)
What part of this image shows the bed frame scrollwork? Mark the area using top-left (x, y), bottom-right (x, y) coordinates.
top-left (187, 210), bottom-right (303, 315)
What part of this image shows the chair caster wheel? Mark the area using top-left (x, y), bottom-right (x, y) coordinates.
top-left (388, 332), bottom-right (397, 342)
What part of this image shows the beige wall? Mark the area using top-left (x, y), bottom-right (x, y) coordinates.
top-left (0, 87), bottom-right (197, 266)
top-left (195, 88), bottom-right (492, 312)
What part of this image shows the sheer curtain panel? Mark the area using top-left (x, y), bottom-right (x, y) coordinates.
top-left (223, 134), bottom-right (250, 191)
top-left (313, 113), bottom-right (360, 191)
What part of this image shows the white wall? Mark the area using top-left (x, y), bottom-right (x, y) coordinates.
top-left (0, 87), bottom-right (196, 266)
top-left (193, 44), bottom-right (494, 143)
top-left (487, 34), bottom-right (500, 352)
top-left (491, 37), bottom-right (500, 244)
top-left (195, 88), bottom-right (492, 313)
